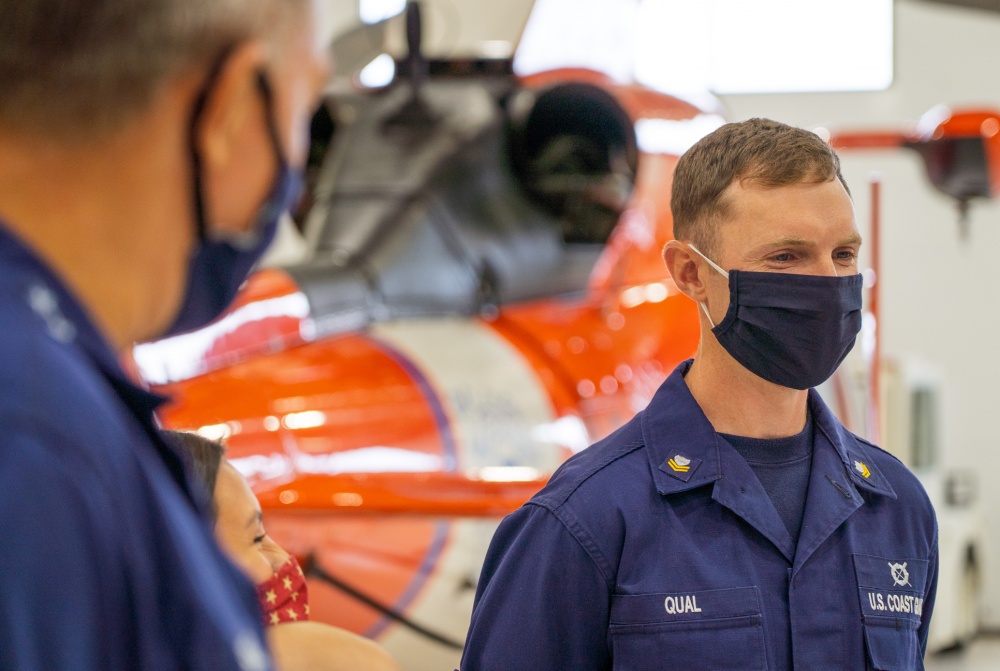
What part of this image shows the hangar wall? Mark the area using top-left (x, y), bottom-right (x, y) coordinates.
top-left (720, 0), bottom-right (1000, 627)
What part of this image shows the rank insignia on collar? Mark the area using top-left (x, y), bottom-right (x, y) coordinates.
top-left (668, 455), bottom-right (691, 472)
top-left (660, 454), bottom-right (702, 482)
top-left (853, 460), bottom-right (871, 479)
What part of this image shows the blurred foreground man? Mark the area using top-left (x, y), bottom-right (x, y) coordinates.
top-left (461, 119), bottom-right (938, 670)
top-left (0, 1), bottom-right (327, 668)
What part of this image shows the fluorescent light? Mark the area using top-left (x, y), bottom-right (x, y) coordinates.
top-left (359, 0), bottom-right (406, 25)
top-left (358, 53), bottom-right (396, 88)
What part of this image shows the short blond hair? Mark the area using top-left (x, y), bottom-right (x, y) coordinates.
top-left (670, 118), bottom-right (849, 255)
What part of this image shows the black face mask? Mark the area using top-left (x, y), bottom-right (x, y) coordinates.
top-left (160, 64), bottom-right (303, 338)
top-left (690, 244), bottom-right (863, 390)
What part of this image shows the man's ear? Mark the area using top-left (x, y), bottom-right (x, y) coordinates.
top-left (663, 240), bottom-right (709, 302)
top-left (197, 42), bottom-right (267, 170)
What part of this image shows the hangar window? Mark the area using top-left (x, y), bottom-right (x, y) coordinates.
top-left (359, 0), bottom-right (405, 24)
top-left (516, 0), bottom-right (893, 95)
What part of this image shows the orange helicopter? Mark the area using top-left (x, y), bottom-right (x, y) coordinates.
top-left (135, 5), bottom-right (710, 668)
top-left (134, 3), bottom-right (1000, 667)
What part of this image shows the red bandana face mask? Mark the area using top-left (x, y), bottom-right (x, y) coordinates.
top-left (256, 556), bottom-right (310, 626)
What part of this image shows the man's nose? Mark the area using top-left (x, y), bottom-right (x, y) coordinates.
top-left (808, 256), bottom-right (841, 277)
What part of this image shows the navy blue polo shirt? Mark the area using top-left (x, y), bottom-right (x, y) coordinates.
top-left (0, 223), bottom-right (272, 670)
top-left (462, 360), bottom-right (938, 671)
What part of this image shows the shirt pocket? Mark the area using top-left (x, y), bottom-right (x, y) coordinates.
top-left (853, 554), bottom-right (929, 671)
top-left (609, 587), bottom-right (767, 671)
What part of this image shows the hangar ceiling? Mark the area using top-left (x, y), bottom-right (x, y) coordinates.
top-left (920, 0), bottom-right (1000, 12)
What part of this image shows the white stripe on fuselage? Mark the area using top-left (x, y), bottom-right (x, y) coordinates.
top-left (369, 319), bottom-right (572, 671)
top-left (371, 318), bottom-right (569, 473)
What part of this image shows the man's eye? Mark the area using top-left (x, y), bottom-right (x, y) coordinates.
top-left (835, 250), bottom-right (858, 262)
top-left (253, 533), bottom-right (266, 545)
top-left (770, 253), bottom-right (795, 263)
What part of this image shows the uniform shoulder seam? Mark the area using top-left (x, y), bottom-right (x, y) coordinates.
top-left (524, 500), bottom-right (616, 588)
top-left (525, 435), bottom-right (646, 587)
top-left (535, 436), bottom-right (646, 509)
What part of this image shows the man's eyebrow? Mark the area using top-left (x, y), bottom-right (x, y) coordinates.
top-left (755, 233), bottom-right (864, 249)
top-left (756, 236), bottom-right (816, 249)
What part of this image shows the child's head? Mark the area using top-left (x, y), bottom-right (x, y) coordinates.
top-left (163, 430), bottom-right (289, 583)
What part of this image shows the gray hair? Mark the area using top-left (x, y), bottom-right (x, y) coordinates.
top-left (0, 0), bottom-right (308, 139)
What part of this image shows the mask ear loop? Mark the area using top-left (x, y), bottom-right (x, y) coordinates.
top-left (249, 70), bottom-right (299, 235)
top-left (699, 301), bottom-right (717, 328)
top-left (188, 47), bottom-right (238, 244)
top-left (687, 243), bottom-right (728, 328)
top-left (688, 244), bottom-right (729, 279)
top-left (255, 71), bottom-right (290, 173)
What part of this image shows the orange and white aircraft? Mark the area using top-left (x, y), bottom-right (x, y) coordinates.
top-left (134, 5), bottom-right (999, 668)
top-left (138, 67), bottom-right (706, 671)
top-left (137, 32), bottom-right (713, 670)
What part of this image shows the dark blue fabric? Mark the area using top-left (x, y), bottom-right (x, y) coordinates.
top-left (164, 213), bottom-right (282, 336)
top-left (713, 269), bottom-right (863, 390)
top-left (461, 360), bottom-right (938, 671)
top-left (0, 223), bottom-right (272, 670)
top-left (720, 412), bottom-right (814, 545)
top-left (164, 71), bottom-right (301, 337)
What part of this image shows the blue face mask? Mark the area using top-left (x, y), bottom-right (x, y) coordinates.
top-left (689, 244), bottom-right (863, 390)
top-left (162, 69), bottom-right (304, 337)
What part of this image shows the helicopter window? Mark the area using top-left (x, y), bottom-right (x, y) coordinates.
top-left (509, 82), bottom-right (637, 247)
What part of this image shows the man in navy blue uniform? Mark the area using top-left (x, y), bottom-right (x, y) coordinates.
top-left (0, 1), bottom-right (328, 668)
top-left (461, 119), bottom-right (938, 670)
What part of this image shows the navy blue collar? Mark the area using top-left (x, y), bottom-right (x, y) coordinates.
top-left (642, 360), bottom-right (896, 501)
top-left (0, 221), bottom-right (169, 425)
top-left (0, 222), bottom-right (166, 416)
top-left (642, 360), bottom-right (895, 565)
